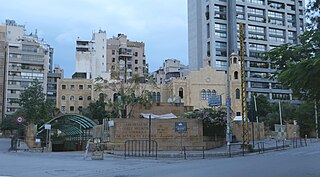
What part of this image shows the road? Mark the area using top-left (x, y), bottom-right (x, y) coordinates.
top-left (0, 138), bottom-right (319, 177)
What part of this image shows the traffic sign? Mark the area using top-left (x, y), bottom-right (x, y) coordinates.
top-left (16, 116), bottom-right (25, 124)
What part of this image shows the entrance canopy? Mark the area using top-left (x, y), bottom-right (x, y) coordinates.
top-left (38, 114), bottom-right (97, 136)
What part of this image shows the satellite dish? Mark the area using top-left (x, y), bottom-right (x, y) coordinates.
top-left (167, 97), bottom-right (173, 103)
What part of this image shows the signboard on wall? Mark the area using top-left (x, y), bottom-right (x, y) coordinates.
top-left (208, 95), bottom-right (222, 107)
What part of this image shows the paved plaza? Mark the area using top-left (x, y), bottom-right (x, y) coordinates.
top-left (0, 138), bottom-right (320, 177)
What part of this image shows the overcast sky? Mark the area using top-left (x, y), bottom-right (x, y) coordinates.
top-left (1, 0), bottom-right (188, 78)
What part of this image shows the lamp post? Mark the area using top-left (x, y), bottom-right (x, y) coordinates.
top-left (148, 114), bottom-right (151, 154)
top-left (279, 101), bottom-right (283, 139)
top-left (315, 100), bottom-right (318, 139)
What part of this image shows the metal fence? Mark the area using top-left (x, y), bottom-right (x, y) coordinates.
top-left (124, 140), bottom-right (158, 159)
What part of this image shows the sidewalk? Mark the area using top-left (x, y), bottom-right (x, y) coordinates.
top-left (107, 138), bottom-right (315, 159)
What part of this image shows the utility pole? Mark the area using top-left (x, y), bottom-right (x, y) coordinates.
top-left (240, 23), bottom-right (249, 147)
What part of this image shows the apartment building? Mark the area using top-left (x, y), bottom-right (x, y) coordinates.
top-left (153, 59), bottom-right (189, 84)
top-left (75, 32), bottom-right (148, 82)
top-left (75, 30), bottom-right (108, 80)
top-left (188, 0), bottom-right (305, 101)
top-left (0, 20), bottom-right (53, 115)
top-left (107, 34), bottom-right (148, 82)
top-left (47, 65), bottom-right (64, 106)
top-left (0, 26), bottom-right (6, 123)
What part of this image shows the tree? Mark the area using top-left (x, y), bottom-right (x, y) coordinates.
top-left (262, 0), bottom-right (320, 101)
top-left (18, 80), bottom-right (53, 125)
top-left (248, 94), bottom-right (271, 121)
top-left (183, 108), bottom-right (227, 138)
top-left (94, 75), bottom-right (155, 119)
top-left (82, 93), bottom-right (107, 124)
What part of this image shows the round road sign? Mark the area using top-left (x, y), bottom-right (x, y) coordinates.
top-left (16, 116), bottom-right (24, 123)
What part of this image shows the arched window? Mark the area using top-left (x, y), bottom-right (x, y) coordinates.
top-left (212, 89), bottom-right (216, 95)
top-left (87, 96), bottom-right (92, 101)
top-left (61, 95), bottom-right (66, 100)
top-left (79, 96), bottom-right (83, 100)
top-left (156, 92), bottom-right (161, 103)
top-left (113, 93), bottom-right (118, 102)
top-left (206, 89), bottom-right (211, 99)
top-left (233, 57), bottom-right (237, 64)
top-left (152, 92), bottom-right (157, 102)
top-left (201, 89), bottom-right (206, 100)
top-left (179, 88), bottom-right (184, 99)
top-left (70, 95), bottom-right (75, 101)
top-left (236, 89), bottom-right (240, 99)
top-left (234, 71), bottom-right (239, 79)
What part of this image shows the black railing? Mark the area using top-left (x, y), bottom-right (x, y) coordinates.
top-left (124, 140), bottom-right (158, 159)
top-left (182, 146), bottom-right (205, 159)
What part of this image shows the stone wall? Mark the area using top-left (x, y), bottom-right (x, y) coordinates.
top-left (231, 121), bottom-right (265, 142)
top-left (109, 118), bottom-right (207, 150)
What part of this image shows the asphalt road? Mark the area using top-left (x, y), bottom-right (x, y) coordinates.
top-left (0, 138), bottom-right (319, 177)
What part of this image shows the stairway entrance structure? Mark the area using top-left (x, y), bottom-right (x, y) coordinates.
top-left (38, 114), bottom-right (96, 151)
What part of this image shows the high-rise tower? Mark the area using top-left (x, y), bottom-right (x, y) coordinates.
top-left (188, 0), bottom-right (305, 101)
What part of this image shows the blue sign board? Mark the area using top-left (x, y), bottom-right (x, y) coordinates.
top-left (175, 122), bottom-right (187, 132)
top-left (208, 95), bottom-right (222, 107)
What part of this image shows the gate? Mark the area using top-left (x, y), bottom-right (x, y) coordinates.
top-left (124, 140), bottom-right (158, 159)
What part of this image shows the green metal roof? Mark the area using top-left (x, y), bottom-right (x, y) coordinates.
top-left (38, 114), bottom-right (97, 136)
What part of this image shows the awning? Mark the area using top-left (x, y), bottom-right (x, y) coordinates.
top-left (140, 113), bottom-right (177, 119)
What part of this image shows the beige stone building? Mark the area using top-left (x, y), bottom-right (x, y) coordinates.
top-left (162, 53), bottom-right (242, 117)
top-left (56, 79), bottom-right (93, 114)
top-left (57, 54), bottom-right (242, 118)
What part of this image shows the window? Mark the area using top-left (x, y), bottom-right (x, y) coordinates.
top-left (135, 60), bottom-right (138, 64)
top-left (62, 85), bottom-right (66, 89)
top-left (87, 85), bottom-right (92, 90)
top-left (201, 89), bottom-right (206, 100)
top-left (70, 106), bottom-right (74, 112)
top-left (236, 89), bottom-right (240, 99)
top-left (112, 58), bottom-right (115, 62)
top-left (215, 23), bottom-right (227, 31)
top-left (62, 95), bottom-right (66, 100)
top-left (87, 96), bottom-right (92, 101)
top-left (152, 92), bottom-right (157, 102)
top-left (112, 50), bottom-right (115, 55)
top-left (79, 85), bottom-right (83, 90)
top-left (234, 71), bottom-right (239, 79)
top-left (61, 106), bottom-right (65, 112)
top-left (78, 106), bottom-right (83, 112)
top-left (236, 112), bottom-right (241, 116)
top-left (70, 85), bottom-right (75, 90)
top-left (179, 88), bottom-right (184, 99)
top-left (79, 96), bottom-right (83, 100)
top-left (70, 96), bottom-right (75, 101)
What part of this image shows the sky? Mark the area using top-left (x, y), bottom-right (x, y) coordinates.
top-left (1, 0), bottom-right (188, 78)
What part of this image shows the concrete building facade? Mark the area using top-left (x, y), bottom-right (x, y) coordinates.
top-left (0, 20), bottom-right (52, 115)
top-left (0, 26), bottom-right (6, 123)
top-left (47, 65), bottom-right (64, 106)
top-left (188, 0), bottom-right (305, 101)
top-left (75, 30), bottom-right (108, 80)
top-left (75, 32), bottom-right (148, 82)
top-left (153, 59), bottom-right (189, 84)
top-left (107, 34), bottom-right (148, 82)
